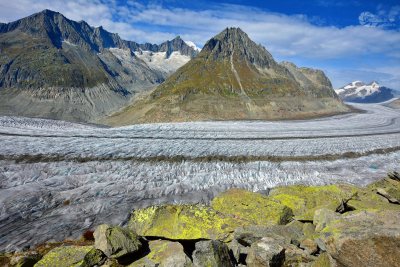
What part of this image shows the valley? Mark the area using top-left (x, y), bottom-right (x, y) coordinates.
top-left (0, 102), bottom-right (399, 251)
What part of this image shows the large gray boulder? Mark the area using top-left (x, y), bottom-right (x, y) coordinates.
top-left (320, 210), bottom-right (400, 267)
top-left (129, 240), bottom-right (192, 267)
top-left (192, 240), bottom-right (233, 267)
top-left (94, 224), bottom-right (142, 258)
top-left (246, 237), bottom-right (285, 267)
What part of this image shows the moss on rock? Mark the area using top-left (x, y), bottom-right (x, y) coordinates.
top-left (34, 245), bottom-right (92, 267)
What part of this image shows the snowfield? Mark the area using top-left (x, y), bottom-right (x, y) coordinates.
top-left (0, 103), bottom-right (399, 251)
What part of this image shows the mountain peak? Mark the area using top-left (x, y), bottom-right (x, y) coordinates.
top-left (40, 9), bottom-right (59, 15)
top-left (201, 27), bottom-right (275, 69)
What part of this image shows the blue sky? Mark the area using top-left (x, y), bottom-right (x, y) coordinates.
top-left (0, 0), bottom-right (399, 89)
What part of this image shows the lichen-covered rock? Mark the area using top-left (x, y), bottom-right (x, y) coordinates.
top-left (246, 237), bottom-right (285, 267)
top-left (233, 225), bottom-right (300, 247)
top-left (320, 210), bottom-right (400, 267)
top-left (299, 239), bottom-right (318, 255)
top-left (346, 178), bottom-right (400, 212)
top-left (192, 240), bottom-right (233, 267)
top-left (34, 246), bottom-right (92, 267)
top-left (129, 204), bottom-right (248, 241)
top-left (94, 224), bottom-right (142, 258)
top-left (10, 251), bottom-right (41, 267)
top-left (310, 253), bottom-right (335, 267)
top-left (313, 208), bottom-right (340, 232)
top-left (269, 184), bottom-right (357, 221)
top-left (211, 189), bottom-right (293, 225)
top-left (283, 244), bottom-right (316, 267)
top-left (81, 248), bottom-right (105, 267)
top-left (129, 240), bottom-right (192, 267)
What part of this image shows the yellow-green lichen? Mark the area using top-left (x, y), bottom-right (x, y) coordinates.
top-left (34, 245), bottom-right (92, 267)
top-left (129, 204), bottom-right (249, 241)
top-left (269, 184), bottom-right (357, 220)
top-left (211, 188), bottom-right (293, 225)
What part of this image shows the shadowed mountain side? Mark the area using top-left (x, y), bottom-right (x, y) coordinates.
top-left (0, 10), bottom-right (198, 122)
top-left (104, 28), bottom-right (348, 125)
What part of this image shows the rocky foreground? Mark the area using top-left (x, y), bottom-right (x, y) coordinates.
top-left (1, 172), bottom-right (399, 267)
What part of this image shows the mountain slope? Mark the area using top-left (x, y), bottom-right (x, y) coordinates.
top-left (335, 81), bottom-right (396, 103)
top-left (0, 10), bottom-right (198, 122)
top-left (105, 28), bottom-right (348, 125)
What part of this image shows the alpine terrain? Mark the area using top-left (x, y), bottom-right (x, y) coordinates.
top-left (105, 27), bottom-right (349, 125)
top-left (335, 81), bottom-right (397, 103)
top-left (0, 10), bottom-right (198, 122)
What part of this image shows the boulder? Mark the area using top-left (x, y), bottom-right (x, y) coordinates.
top-left (320, 210), bottom-right (400, 267)
top-left (299, 239), bottom-right (318, 255)
top-left (229, 239), bottom-right (249, 265)
top-left (129, 204), bottom-right (248, 242)
top-left (10, 251), bottom-right (41, 267)
top-left (233, 225), bottom-right (298, 247)
top-left (81, 248), bottom-right (105, 267)
top-left (313, 208), bottom-right (340, 232)
top-left (345, 178), bottom-right (400, 212)
top-left (269, 184), bottom-right (357, 220)
top-left (129, 240), bottom-right (192, 267)
top-left (211, 189), bottom-right (293, 225)
top-left (246, 237), bottom-right (285, 267)
top-left (192, 240), bottom-right (233, 267)
top-left (310, 253), bottom-right (335, 267)
top-left (34, 246), bottom-right (92, 267)
top-left (284, 244), bottom-right (316, 266)
top-left (94, 224), bottom-right (142, 258)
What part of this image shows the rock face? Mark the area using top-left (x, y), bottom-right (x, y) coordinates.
top-left (335, 81), bottom-right (397, 103)
top-left (192, 240), bottom-right (233, 267)
top-left (93, 224), bottom-right (142, 258)
top-left (105, 27), bottom-right (348, 125)
top-left (0, 10), bottom-right (198, 122)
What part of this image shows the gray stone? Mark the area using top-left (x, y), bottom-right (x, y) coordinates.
top-left (94, 224), bottom-right (142, 258)
top-left (129, 240), bottom-right (192, 267)
top-left (246, 237), bottom-right (285, 267)
top-left (192, 240), bottom-right (233, 267)
top-left (234, 225), bottom-right (300, 247)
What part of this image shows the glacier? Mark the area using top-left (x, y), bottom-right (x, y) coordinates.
top-left (0, 103), bottom-right (399, 251)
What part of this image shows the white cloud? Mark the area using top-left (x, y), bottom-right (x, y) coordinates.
top-left (359, 5), bottom-right (400, 29)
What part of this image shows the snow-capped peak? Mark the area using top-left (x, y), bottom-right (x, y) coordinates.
top-left (184, 40), bottom-right (201, 52)
top-left (334, 80), bottom-right (394, 103)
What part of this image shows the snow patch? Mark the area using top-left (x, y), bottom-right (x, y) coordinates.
top-left (134, 50), bottom-right (190, 74)
top-left (184, 40), bottom-right (201, 51)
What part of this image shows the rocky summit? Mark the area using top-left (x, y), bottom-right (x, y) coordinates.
top-left (1, 172), bottom-right (399, 267)
top-left (105, 27), bottom-right (349, 125)
top-left (0, 10), bottom-right (198, 122)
